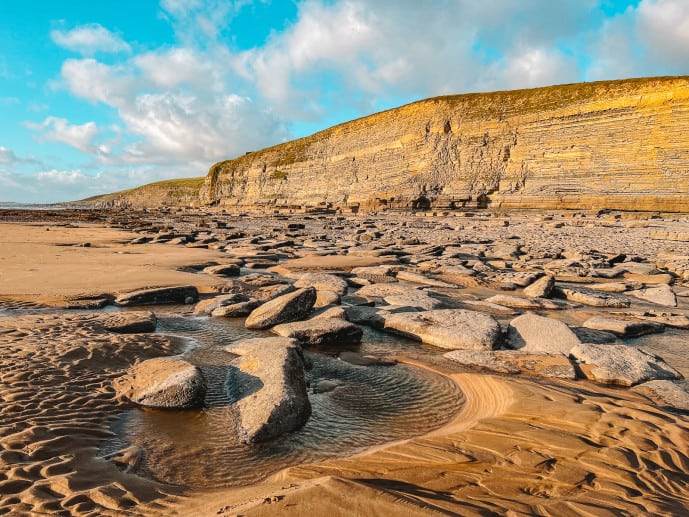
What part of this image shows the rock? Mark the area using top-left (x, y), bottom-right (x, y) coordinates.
top-left (211, 300), bottom-right (262, 317)
top-left (194, 294), bottom-right (246, 315)
top-left (629, 284), bottom-right (677, 307)
top-left (225, 337), bottom-right (311, 443)
top-left (583, 315), bottom-right (665, 338)
top-left (314, 290), bottom-right (341, 308)
top-left (272, 319), bottom-right (363, 346)
top-left (571, 327), bottom-right (617, 344)
top-left (523, 275), bottom-right (555, 298)
top-left (383, 309), bottom-right (501, 350)
top-left (245, 287), bottom-right (317, 330)
top-left (632, 380), bottom-right (689, 411)
top-left (489, 271), bottom-right (542, 288)
top-left (101, 311), bottom-right (157, 333)
top-left (311, 306), bottom-right (349, 320)
top-left (507, 313), bottom-right (581, 354)
top-left (356, 283), bottom-right (419, 300)
top-left (444, 350), bottom-right (576, 379)
top-left (396, 270), bottom-right (455, 287)
top-left (115, 286), bottom-right (199, 306)
top-left (294, 273), bottom-right (348, 296)
top-left (383, 290), bottom-right (443, 311)
top-left (484, 294), bottom-right (569, 310)
top-left (344, 305), bottom-right (386, 328)
top-left (623, 273), bottom-right (673, 285)
top-left (553, 286), bottom-right (630, 308)
top-left (313, 379), bottom-right (343, 393)
top-left (569, 344), bottom-right (683, 386)
top-left (203, 263), bottom-right (241, 276)
top-left (114, 357), bottom-right (206, 409)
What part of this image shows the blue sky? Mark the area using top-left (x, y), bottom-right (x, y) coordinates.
top-left (1, 0), bottom-right (688, 203)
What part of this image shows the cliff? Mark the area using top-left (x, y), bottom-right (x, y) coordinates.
top-left (93, 77), bottom-right (689, 213)
top-left (76, 178), bottom-right (205, 209)
top-left (199, 76), bottom-right (689, 213)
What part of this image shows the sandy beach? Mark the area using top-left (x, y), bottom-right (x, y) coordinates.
top-left (2, 213), bottom-right (689, 516)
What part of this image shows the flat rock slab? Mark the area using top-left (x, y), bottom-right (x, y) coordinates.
top-left (396, 270), bottom-right (455, 287)
top-left (444, 350), bottom-right (576, 379)
top-left (115, 285), bottom-right (199, 306)
top-left (485, 294), bottom-right (569, 310)
top-left (554, 286), bottom-right (630, 308)
top-left (211, 300), bottom-right (262, 317)
top-left (569, 344), bottom-right (683, 386)
top-left (523, 275), bottom-right (555, 298)
top-left (272, 319), bottom-right (363, 346)
top-left (629, 284), bottom-right (677, 307)
top-left (101, 311), bottom-right (157, 333)
top-left (633, 380), bottom-right (689, 411)
top-left (194, 294), bottom-right (246, 315)
top-left (271, 255), bottom-right (397, 275)
top-left (114, 357), bottom-right (206, 409)
top-left (507, 312), bottom-right (581, 354)
top-left (203, 263), bottom-right (241, 276)
top-left (344, 305), bottom-right (386, 329)
top-left (384, 309), bottom-right (501, 350)
top-left (245, 287), bottom-right (316, 330)
top-left (489, 271), bottom-right (542, 289)
top-left (294, 273), bottom-right (349, 296)
top-left (583, 315), bottom-right (664, 338)
top-left (355, 283), bottom-right (418, 300)
top-left (225, 337), bottom-right (311, 443)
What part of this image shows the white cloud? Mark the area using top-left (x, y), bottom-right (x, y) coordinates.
top-left (637, 0), bottom-right (689, 66)
top-left (0, 146), bottom-right (20, 164)
top-left (26, 116), bottom-right (102, 154)
top-left (51, 24), bottom-right (131, 56)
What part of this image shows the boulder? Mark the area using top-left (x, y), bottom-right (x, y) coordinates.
top-left (629, 284), bottom-right (677, 307)
top-left (115, 286), bottom-right (199, 306)
top-left (314, 290), bottom-right (341, 308)
top-left (102, 311), bottom-right (157, 333)
top-left (632, 380), bottom-right (689, 411)
top-left (444, 349), bottom-right (576, 379)
top-left (294, 273), bottom-right (348, 296)
top-left (523, 275), bottom-right (555, 298)
top-left (225, 337), bottom-right (311, 443)
top-left (113, 357), bottom-right (206, 409)
top-left (311, 306), bottom-right (349, 320)
top-left (344, 305), bottom-right (386, 328)
top-left (383, 309), bottom-right (501, 350)
top-left (245, 287), bottom-right (317, 330)
top-left (582, 315), bottom-right (664, 338)
top-left (396, 270), bottom-right (455, 287)
top-left (272, 319), bottom-right (363, 346)
top-left (569, 344), bottom-right (683, 386)
top-left (507, 313), bottom-right (581, 354)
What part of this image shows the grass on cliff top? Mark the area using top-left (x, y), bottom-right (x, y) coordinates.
top-left (76, 177), bottom-right (205, 204)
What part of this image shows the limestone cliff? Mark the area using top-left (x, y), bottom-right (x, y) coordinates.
top-left (201, 77), bottom-right (689, 212)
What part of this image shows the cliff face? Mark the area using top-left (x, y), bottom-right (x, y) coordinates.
top-left (201, 77), bottom-right (689, 212)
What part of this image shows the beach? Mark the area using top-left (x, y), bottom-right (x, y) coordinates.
top-left (1, 210), bottom-right (689, 516)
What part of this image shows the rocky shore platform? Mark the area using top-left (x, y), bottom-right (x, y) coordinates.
top-left (2, 207), bottom-right (689, 515)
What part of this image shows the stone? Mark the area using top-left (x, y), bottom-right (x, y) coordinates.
top-left (113, 357), bottom-right (206, 409)
top-left (444, 350), bottom-right (576, 379)
top-left (632, 380), bottom-right (689, 411)
top-left (395, 270), bottom-right (455, 287)
top-left (484, 294), bottom-right (569, 310)
top-left (553, 286), bottom-right (630, 308)
top-left (225, 337), bottom-right (311, 443)
top-left (311, 306), bottom-right (348, 320)
top-left (569, 344), bottom-right (683, 386)
top-left (203, 263), bottom-right (241, 276)
top-left (194, 294), bottom-right (246, 315)
top-left (101, 311), bottom-right (157, 333)
top-left (339, 352), bottom-right (397, 366)
top-left (211, 300), bottom-right (262, 318)
top-left (522, 275), bottom-right (555, 298)
top-left (383, 309), bottom-right (501, 350)
top-left (507, 313), bottom-right (581, 354)
top-left (629, 284), bottom-right (677, 307)
top-left (115, 285), bottom-right (199, 306)
top-left (314, 290), bottom-right (341, 308)
top-left (356, 283), bottom-right (420, 300)
top-left (571, 327), bottom-right (617, 344)
top-left (294, 272), bottom-right (349, 296)
top-left (344, 305), bottom-right (386, 328)
top-left (272, 319), bottom-right (363, 346)
top-left (583, 315), bottom-right (665, 338)
top-left (383, 290), bottom-right (443, 311)
top-left (245, 287), bottom-right (317, 330)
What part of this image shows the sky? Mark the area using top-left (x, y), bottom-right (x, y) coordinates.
top-left (1, 0), bottom-right (689, 203)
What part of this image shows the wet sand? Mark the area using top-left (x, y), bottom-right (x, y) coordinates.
top-left (1, 216), bottom-right (689, 515)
